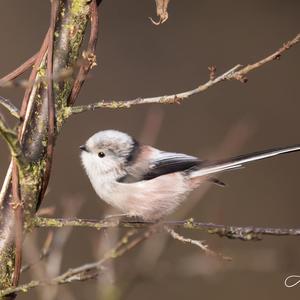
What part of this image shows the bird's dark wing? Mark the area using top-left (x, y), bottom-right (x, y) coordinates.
top-left (118, 147), bottom-right (225, 185)
top-left (118, 149), bottom-right (201, 183)
top-left (143, 151), bottom-right (202, 180)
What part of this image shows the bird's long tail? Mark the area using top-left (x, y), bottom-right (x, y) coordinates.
top-left (190, 144), bottom-right (300, 178)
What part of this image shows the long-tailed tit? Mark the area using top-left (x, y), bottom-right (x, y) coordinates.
top-left (80, 130), bottom-right (300, 220)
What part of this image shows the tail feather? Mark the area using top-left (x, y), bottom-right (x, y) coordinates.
top-left (191, 144), bottom-right (300, 178)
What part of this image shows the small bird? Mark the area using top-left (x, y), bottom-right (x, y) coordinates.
top-left (80, 130), bottom-right (300, 220)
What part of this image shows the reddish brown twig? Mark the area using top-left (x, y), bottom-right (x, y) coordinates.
top-left (68, 0), bottom-right (99, 106)
top-left (39, 0), bottom-right (58, 207)
top-left (0, 53), bottom-right (38, 87)
top-left (19, 30), bottom-right (49, 125)
top-left (11, 160), bottom-right (23, 287)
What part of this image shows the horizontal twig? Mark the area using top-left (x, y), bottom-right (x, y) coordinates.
top-left (4, 214), bottom-right (300, 297)
top-left (33, 216), bottom-right (300, 241)
top-left (67, 65), bottom-right (241, 115)
top-left (67, 32), bottom-right (300, 116)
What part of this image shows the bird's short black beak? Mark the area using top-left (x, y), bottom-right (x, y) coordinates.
top-left (80, 145), bottom-right (88, 152)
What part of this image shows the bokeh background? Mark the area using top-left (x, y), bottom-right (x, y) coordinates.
top-left (1, 0), bottom-right (300, 299)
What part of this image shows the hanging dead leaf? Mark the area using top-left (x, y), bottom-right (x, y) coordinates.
top-left (149, 0), bottom-right (170, 26)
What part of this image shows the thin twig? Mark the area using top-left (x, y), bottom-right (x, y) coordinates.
top-left (0, 53), bottom-right (37, 87)
top-left (21, 231), bottom-right (54, 273)
top-left (43, 197), bottom-right (84, 300)
top-left (68, 65), bottom-right (240, 115)
top-left (165, 226), bottom-right (231, 261)
top-left (68, 32), bottom-right (300, 116)
top-left (11, 160), bottom-right (24, 286)
top-left (33, 216), bottom-right (300, 241)
top-left (0, 227), bottom-right (156, 297)
top-left (19, 30), bottom-right (49, 128)
top-left (0, 96), bottom-right (20, 119)
top-left (39, 0), bottom-right (58, 205)
top-left (233, 32), bottom-right (300, 82)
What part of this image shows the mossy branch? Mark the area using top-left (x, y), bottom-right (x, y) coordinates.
top-left (0, 0), bottom-right (96, 292)
top-left (3, 215), bottom-right (300, 297)
top-left (33, 216), bottom-right (300, 241)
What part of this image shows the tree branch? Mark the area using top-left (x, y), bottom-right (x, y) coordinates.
top-left (0, 0), bottom-right (94, 291)
top-left (68, 0), bottom-right (99, 106)
top-left (32, 216), bottom-right (300, 241)
top-left (68, 32), bottom-right (300, 117)
top-left (5, 212), bottom-right (300, 297)
top-left (67, 65), bottom-right (241, 115)
top-left (232, 32), bottom-right (300, 82)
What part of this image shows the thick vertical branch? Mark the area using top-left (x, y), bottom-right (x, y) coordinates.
top-left (68, 0), bottom-right (99, 105)
top-left (0, 0), bottom-right (95, 291)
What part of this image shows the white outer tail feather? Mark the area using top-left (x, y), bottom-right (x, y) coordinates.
top-left (190, 145), bottom-right (300, 178)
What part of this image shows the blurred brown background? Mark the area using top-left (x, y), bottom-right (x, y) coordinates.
top-left (1, 0), bottom-right (300, 299)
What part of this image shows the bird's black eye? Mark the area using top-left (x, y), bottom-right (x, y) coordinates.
top-left (98, 152), bottom-right (105, 158)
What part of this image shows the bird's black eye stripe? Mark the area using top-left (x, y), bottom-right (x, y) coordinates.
top-left (126, 139), bottom-right (140, 164)
top-left (98, 152), bottom-right (105, 158)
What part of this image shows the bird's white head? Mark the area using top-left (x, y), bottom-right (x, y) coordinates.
top-left (80, 130), bottom-right (139, 179)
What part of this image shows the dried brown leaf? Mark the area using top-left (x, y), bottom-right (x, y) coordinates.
top-left (150, 0), bottom-right (170, 25)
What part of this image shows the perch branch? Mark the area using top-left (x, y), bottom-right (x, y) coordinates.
top-left (4, 212), bottom-right (300, 297)
top-left (0, 96), bottom-right (20, 119)
top-left (32, 216), bottom-right (300, 241)
top-left (68, 32), bottom-right (300, 116)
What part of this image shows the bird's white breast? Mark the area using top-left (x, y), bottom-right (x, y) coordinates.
top-left (81, 151), bottom-right (192, 220)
